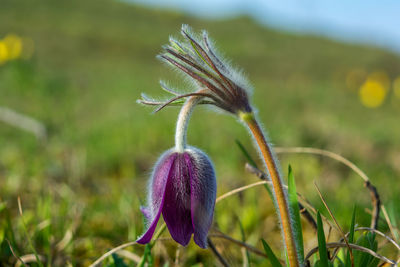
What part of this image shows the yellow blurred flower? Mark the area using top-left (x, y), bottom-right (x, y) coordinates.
top-left (0, 33), bottom-right (29, 65)
top-left (3, 34), bottom-right (23, 60)
top-left (0, 41), bottom-right (8, 65)
top-left (359, 79), bottom-right (387, 108)
top-left (394, 77), bottom-right (400, 99)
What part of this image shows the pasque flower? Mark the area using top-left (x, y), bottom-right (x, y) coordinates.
top-left (138, 25), bottom-right (301, 266)
top-left (137, 62), bottom-right (218, 248)
top-left (137, 147), bottom-right (216, 248)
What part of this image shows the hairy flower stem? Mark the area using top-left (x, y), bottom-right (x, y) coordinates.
top-left (240, 112), bottom-right (300, 267)
top-left (175, 96), bottom-right (202, 152)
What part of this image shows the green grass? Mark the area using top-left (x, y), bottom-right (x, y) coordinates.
top-left (1, 0), bottom-right (400, 265)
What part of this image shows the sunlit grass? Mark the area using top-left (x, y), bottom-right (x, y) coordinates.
top-left (0, 0), bottom-right (400, 265)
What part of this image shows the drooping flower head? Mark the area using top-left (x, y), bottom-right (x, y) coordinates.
top-left (136, 25), bottom-right (252, 249)
top-left (139, 24), bottom-right (253, 115)
top-left (137, 147), bottom-right (216, 248)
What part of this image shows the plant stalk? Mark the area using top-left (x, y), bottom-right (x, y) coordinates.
top-left (175, 96), bottom-right (202, 152)
top-left (240, 112), bottom-right (300, 267)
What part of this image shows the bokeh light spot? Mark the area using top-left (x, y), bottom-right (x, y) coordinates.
top-left (0, 41), bottom-right (9, 64)
top-left (359, 79), bottom-right (387, 108)
top-left (3, 34), bottom-right (23, 60)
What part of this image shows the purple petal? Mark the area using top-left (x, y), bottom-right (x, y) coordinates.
top-left (162, 153), bottom-right (194, 246)
top-left (187, 148), bottom-right (217, 249)
top-left (136, 206), bottom-right (163, 244)
top-left (149, 151), bottom-right (177, 218)
top-left (136, 151), bottom-right (177, 244)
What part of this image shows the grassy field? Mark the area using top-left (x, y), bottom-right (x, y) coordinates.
top-left (1, 0), bottom-right (400, 265)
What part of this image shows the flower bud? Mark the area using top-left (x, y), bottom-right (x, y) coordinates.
top-left (137, 147), bottom-right (216, 248)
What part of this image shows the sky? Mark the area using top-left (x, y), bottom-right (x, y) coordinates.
top-left (127, 0), bottom-right (400, 54)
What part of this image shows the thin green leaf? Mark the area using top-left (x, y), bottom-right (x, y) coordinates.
top-left (287, 165), bottom-right (304, 263)
top-left (261, 239), bottom-right (283, 267)
top-left (335, 255), bottom-right (346, 267)
top-left (317, 211), bottom-right (329, 267)
top-left (18, 198), bottom-right (44, 267)
top-left (353, 233), bottom-right (377, 267)
top-left (112, 253), bottom-right (129, 267)
top-left (137, 243), bottom-right (152, 267)
top-left (345, 206), bottom-right (356, 267)
top-left (365, 233), bottom-right (378, 267)
top-left (238, 219), bottom-right (251, 266)
top-left (235, 139), bottom-right (258, 168)
top-left (387, 203), bottom-right (400, 241)
top-left (5, 239), bottom-right (27, 267)
top-left (367, 257), bottom-right (379, 267)
top-left (263, 184), bottom-right (275, 207)
top-left (353, 234), bottom-right (365, 267)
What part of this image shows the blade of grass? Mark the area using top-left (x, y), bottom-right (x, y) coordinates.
top-left (314, 182), bottom-right (353, 266)
top-left (6, 239), bottom-right (27, 267)
top-left (137, 243), bottom-right (153, 267)
top-left (17, 197), bottom-right (44, 267)
top-left (386, 203), bottom-right (399, 241)
top-left (234, 140), bottom-right (278, 233)
top-left (261, 239), bottom-right (283, 267)
top-left (382, 205), bottom-right (398, 242)
top-left (207, 238), bottom-right (229, 267)
top-left (345, 207), bottom-right (356, 267)
top-left (111, 253), bottom-right (129, 267)
top-left (306, 242), bottom-right (395, 265)
top-left (235, 139), bottom-right (258, 168)
top-left (287, 165), bottom-right (304, 264)
top-left (354, 233), bottom-right (378, 267)
top-left (275, 146), bottom-right (381, 230)
top-left (238, 218), bottom-right (251, 266)
top-left (317, 211), bottom-right (329, 267)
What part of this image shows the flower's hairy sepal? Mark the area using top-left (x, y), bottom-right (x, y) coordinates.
top-left (138, 24), bottom-right (253, 114)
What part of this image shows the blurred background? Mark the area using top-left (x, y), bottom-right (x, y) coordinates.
top-left (1, 0), bottom-right (399, 265)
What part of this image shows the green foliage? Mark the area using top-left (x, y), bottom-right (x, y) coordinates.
top-left (137, 244), bottom-right (153, 267)
top-left (345, 206), bottom-right (356, 267)
top-left (235, 139), bottom-right (258, 168)
top-left (316, 211), bottom-right (329, 267)
top-left (18, 204), bottom-right (45, 267)
top-left (386, 198), bottom-right (400, 242)
top-left (261, 239), bottom-right (282, 267)
top-left (110, 253), bottom-right (129, 267)
top-left (238, 218), bottom-right (251, 266)
top-left (0, 0), bottom-right (399, 265)
top-left (311, 207), bottom-right (385, 267)
top-left (287, 165), bottom-right (304, 263)
top-left (353, 233), bottom-right (378, 267)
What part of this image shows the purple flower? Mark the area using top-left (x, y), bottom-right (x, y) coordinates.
top-left (137, 147), bottom-right (216, 249)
